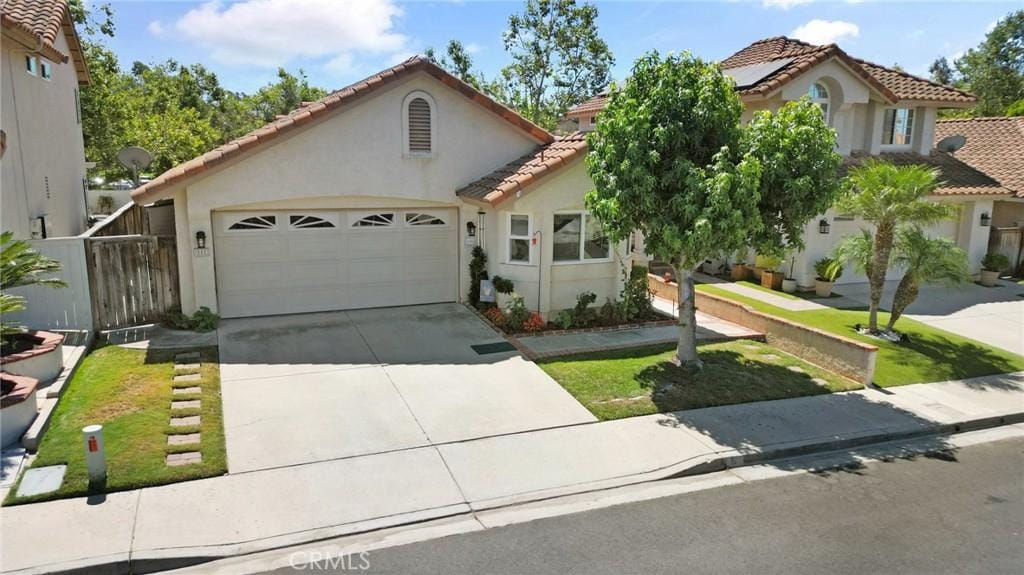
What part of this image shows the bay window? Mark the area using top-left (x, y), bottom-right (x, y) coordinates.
top-left (553, 212), bottom-right (609, 262)
top-left (508, 213), bottom-right (531, 264)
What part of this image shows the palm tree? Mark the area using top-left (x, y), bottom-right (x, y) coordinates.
top-left (836, 159), bottom-right (956, 332)
top-left (886, 226), bottom-right (970, 331)
top-left (1, 232), bottom-right (67, 340)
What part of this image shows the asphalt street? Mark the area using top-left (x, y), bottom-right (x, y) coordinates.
top-left (267, 437), bottom-right (1024, 575)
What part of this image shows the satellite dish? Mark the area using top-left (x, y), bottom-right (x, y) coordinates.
top-left (936, 135), bottom-right (967, 153)
top-left (116, 146), bottom-right (153, 186)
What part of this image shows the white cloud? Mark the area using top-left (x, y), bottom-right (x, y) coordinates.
top-left (790, 19), bottom-right (860, 45)
top-left (763, 0), bottom-right (813, 9)
top-left (464, 42), bottom-right (482, 55)
top-left (174, 0), bottom-right (407, 68)
top-left (147, 20), bottom-right (165, 37)
top-left (387, 51), bottom-right (416, 66)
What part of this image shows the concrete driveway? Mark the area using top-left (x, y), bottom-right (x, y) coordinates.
top-left (217, 303), bottom-right (595, 473)
top-left (837, 279), bottom-right (1024, 355)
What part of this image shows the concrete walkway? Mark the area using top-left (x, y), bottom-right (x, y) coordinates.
top-left (694, 272), bottom-right (864, 311)
top-left (3, 372), bottom-right (1022, 574)
top-left (516, 308), bottom-right (762, 358)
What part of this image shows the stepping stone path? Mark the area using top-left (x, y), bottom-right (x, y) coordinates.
top-left (787, 365), bottom-right (805, 373)
top-left (760, 354), bottom-right (780, 361)
top-left (166, 352), bottom-right (204, 467)
top-left (166, 452), bottom-right (202, 466)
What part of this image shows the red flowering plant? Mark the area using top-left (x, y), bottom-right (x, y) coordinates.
top-left (521, 312), bottom-right (546, 333)
top-left (482, 306), bottom-right (506, 327)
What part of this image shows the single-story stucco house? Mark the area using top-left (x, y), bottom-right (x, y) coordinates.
top-left (130, 57), bottom-right (626, 319)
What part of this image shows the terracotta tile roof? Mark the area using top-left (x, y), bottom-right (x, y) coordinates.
top-left (1, 0), bottom-right (89, 83)
top-left (935, 116), bottom-right (1024, 197)
top-left (567, 93), bottom-right (609, 116)
top-left (132, 57), bottom-right (553, 203)
top-left (456, 132), bottom-right (588, 206)
top-left (844, 150), bottom-right (1011, 197)
top-left (568, 36), bottom-right (973, 119)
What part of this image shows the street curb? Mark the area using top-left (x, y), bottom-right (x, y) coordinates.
top-left (13, 409), bottom-right (1022, 575)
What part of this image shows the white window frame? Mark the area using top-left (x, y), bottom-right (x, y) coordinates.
top-left (40, 60), bottom-right (52, 80)
top-left (880, 107), bottom-right (915, 149)
top-left (588, 115), bottom-right (597, 126)
top-left (287, 213), bottom-right (340, 230)
top-left (808, 82), bottom-right (830, 124)
top-left (222, 213), bottom-right (280, 233)
top-left (506, 213), bottom-right (533, 265)
top-left (552, 211), bottom-right (612, 265)
top-left (349, 211), bottom-right (397, 229)
top-left (402, 90), bottom-right (437, 159)
top-left (25, 55), bottom-right (37, 76)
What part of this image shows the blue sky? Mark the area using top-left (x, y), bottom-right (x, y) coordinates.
top-left (101, 0), bottom-right (1019, 94)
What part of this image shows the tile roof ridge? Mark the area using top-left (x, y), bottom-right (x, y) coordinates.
top-left (850, 55), bottom-right (975, 98)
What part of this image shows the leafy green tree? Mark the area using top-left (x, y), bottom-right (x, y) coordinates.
top-left (741, 99), bottom-right (843, 257)
top-left (929, 56), bottom-right (954, 86)
top-left (427, 40), bottom-right (485, 90)
top-left (1, 232), bottom-right (67, 339)
top-left (244, 68), bottom-right (328, 127)
top-left (834, 160), bottom-right (956, 332)
top-left (1005, 98), bottom-right (1024, 116)
top-left (586, 52), bottom-right (762, 366)
top-left (955, 10), bottom-right (1024, 116)
top-left (886, 227), bottom-right (970, 331)
top-left (69, 0), bottom-right (114, 37)
top-left (500, 0), bottom-right (614, 128)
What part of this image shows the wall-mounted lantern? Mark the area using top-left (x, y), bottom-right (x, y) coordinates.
top-left (818, 219), bottom-right (831, 235)
top-left (466, 221), bottom-right (477, 237)
top-left (980, 212), bottom-right (991, 227)
top-left (195, 230), bottom-right (207, 249)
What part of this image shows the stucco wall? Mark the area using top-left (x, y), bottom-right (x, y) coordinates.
top-left (489, 160), bottom-right (626, 318)
top-left (1, 33), bottom-right (87, 239)
top-left (167, 71), bottom-right (541, 313)
top-left (993, 200), bottom-right (1024, 228)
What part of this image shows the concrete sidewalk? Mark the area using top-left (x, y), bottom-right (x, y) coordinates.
top-left (3, 372), bottom-right (1023, 574)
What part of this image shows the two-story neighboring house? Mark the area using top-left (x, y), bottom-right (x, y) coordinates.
top-left (568, 37), bottom-right (1000, 287)
top-left (1, 0), bottom-right (91, 239)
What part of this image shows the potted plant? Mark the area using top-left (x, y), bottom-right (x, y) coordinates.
top-left (979, 252), bottom-right (1009, 287)
top-left (813, 257), bottom-right (844, 297)
top-left (781, 259), bottom-right (798, 294)
top-left (730, 250), bottom-right (749, 281)
top-left (491, 275), bottom-right (515, 308)
top-left (758, 255), bottom-right (784, 290)
top-left (752, 254), bottom-right (769, 281)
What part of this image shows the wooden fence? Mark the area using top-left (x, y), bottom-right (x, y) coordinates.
top-left (85, 235), bottom-right (180, 329)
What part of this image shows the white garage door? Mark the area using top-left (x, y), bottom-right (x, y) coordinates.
top-left (213, 209), bottom-right (458, 318)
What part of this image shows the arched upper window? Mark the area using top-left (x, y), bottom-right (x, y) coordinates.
top-left (808, 82), bottom-right (830, 122)
top-left (402, 91), bottom-right (436, 157)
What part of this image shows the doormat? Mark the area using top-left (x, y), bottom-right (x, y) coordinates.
top-left (471, 341), bottom-right (516, 355)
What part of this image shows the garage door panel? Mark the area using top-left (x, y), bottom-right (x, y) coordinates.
top-left (214, 209), bottom-right (455, 318)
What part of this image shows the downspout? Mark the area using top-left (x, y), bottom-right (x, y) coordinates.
top-left (533, 229), bottom-right (542, 312)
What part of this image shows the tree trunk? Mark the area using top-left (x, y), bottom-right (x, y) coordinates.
top-left (868, 221), bottom-right (895, 332)
top-left (886, 273), bottom-right (919, 332)
top-left (673, 266), bottom-right (702, 368)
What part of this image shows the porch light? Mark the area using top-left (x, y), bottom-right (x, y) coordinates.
top-left (466, 221), bottom-right (477, 237)
top-left (819, 219), bottom-right (831, 234)
top-left (980, 212), bottom-right (991, 227)
top-left (195, 230), bottom-right (207, 249)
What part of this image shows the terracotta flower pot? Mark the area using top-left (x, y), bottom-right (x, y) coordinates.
top-left (980, 269), bottom-right (1000, 287)
top-left (761, 270), bottom-right (783, 290)
top-left (815, 280), bottom-right (834, 298)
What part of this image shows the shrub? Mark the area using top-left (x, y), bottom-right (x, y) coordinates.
top-left (555, 309), bottom-right (576, 330)
top-left (505, 294), bottom-right (531, 332)
top-left (468, 246), bottom-right (488, 306)
top-left (981, 252), bottom-right (1010, 272)
top-left (482, 306), bottom-right (505, 327)
top-left (620, 265), bottom-right (653, 321)
top-left (164, 306), bottom-right (219, 332)
top-left (814, 257), bottom-right (844, 282)
top-left (96, 194), bottom-right (116, 214)
top-left (755, 254), bottom-right (782, 270)
top-left (600, 298), bottom-right (626, 324)
top-left (492, 275), bottom-right (515, 294)
top-left (521, 312), bottom-right (545, 332)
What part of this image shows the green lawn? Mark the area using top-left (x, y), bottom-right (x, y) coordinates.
top-left (697, 284), bottom-right (1024, 387)
top-left (539, 339), bottom-right (861, 421)
top-left (5, 345), bottom-right (226, 505)
top-left (734, 280), bottom-right (801, 300)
